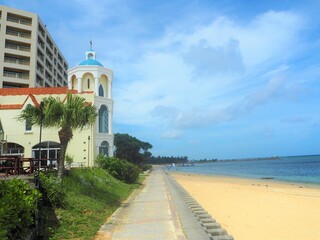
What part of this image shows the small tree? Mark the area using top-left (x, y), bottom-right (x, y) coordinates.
top-left (65, 153), bottom-right (74, 168)
top-left (0, 179), bottom-right (41, 239)
top-left (19, 92), bottom-right (97, 179)
top-left (114, 133), bottom-right (152, 165)
top-left (96, 155), bottom-right (140, 184)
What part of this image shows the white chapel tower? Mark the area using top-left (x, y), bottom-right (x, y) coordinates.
top-left (67, 47), bottom-right (114, 158)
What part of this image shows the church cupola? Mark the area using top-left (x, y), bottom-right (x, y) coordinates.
top-left (68, 42), bottom-right (113, 99)
top-left (79, 42), bottom-right (103, 67)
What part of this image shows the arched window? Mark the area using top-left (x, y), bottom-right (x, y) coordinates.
top-left (5, 142), bottom-right (24, 155)
top-left (99, 105), bottom-right (108, 133)
top-left (32, 141), bottom-right (60, 167)
top-left (99, 141), bottom-right (109, 156)
top-left (99, 84), bottom-right (104, 97)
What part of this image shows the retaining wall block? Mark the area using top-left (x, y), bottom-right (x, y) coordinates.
top-left (210, 235), bottom-right (234, 240)
top-left (202, 222), bottom-right (221, 229)
top-left (206, 228), bottom-right (227, 236)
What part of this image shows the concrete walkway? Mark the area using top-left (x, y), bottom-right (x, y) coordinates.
top-left (95, 166), bottom-right (233, 240)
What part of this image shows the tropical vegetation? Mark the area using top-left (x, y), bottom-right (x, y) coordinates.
top-left (19, 92), bottom-right (97, 179)
top-left (0, 168), bottom-right (142, 239)
top-left (114, 133), bottom-right (152, 165)
top-left (96, 155), bottom-right (140, 184)
top-left (0, 179), bottom-right (41, 239)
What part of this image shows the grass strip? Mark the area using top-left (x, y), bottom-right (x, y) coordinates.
top-left (47, 168), bottom-right (144, 240)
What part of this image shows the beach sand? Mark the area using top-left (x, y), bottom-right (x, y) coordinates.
top-left (171, 172), bottom-right (320, 240)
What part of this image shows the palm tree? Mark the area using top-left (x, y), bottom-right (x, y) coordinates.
top-left (19, 92), bottom-right (97, 179)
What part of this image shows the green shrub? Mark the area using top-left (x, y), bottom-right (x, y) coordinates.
top-left (65, 153), bottom-right (74, 166)
top-left (141, 164), bottom-right (152, 171)
top-left (39, 172), bottom-right (66, 208)
top-left (0, 179), bottom-right (41, 239)
top-left (96, 155), bottom-right (140, 184)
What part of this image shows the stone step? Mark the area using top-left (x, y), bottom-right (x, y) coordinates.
top-left (206, 228), bottom-right (227, 236)
top-left (200, 218), bottom-right (216, 224)
top-left (210, 235), bottom-right (234, 240)
top-left (189, 206), bottom-right (203, 210)
top-left (197, 213), bottom-right (212, 219)
top-left (193, 210), bottom-right (207, 214)
top-left (202, 222), bottom-right (221, 229)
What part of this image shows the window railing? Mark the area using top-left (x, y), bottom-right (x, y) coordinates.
top-left (4, 71), bottom-right (29, 79)
top-left (45, 73), bottom-right (53, 83)
top-left (37, 52), bottom-right (44, 62)
top-left (5, 42), bottom-right (30, 52)
top-left (38, 41), bottom-right (45, 49)
top-left (46, 38), bottom-right (53, 49)
top-left (4, 57), bottom-right (30, 65)
top-left (37, 65), bottom-right (44, 74)
top-left (6, 29), bottom-right (31, 39)
top-left (36, 77), bottom-right (44, 86)
top-left (7, 16), bottom-right (32, 26)
top-left (38, 27), bottom-right (45, 37)
top-left (46, 64), bottom-right (53, 72)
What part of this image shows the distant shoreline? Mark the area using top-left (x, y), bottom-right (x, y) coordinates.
top-left (166, 155), bottom-right (320, 185)
top-left (168, 170), bottom-right (320, 188)
top-left (192, 154), bottom-right (320, 163)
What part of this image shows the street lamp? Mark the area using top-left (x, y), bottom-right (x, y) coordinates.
top-left (87, 136), bottom-right (90, 167)
top-left (35, 101), bottom-right (44, 238)
top-left (36, 101), bottom-right (44, 187)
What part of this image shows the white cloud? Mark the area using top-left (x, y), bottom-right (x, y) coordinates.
top-left (161, 130), bottom-right (183, 139)
top-left (114, 10), bottom-right (306, 136)
top-left (3, 0), bottom-right (319, 159)
top-left (184, 38), bottom-right (245, 76)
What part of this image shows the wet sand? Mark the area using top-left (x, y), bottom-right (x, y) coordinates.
top-left (171, 172), bottom-right (320, 240)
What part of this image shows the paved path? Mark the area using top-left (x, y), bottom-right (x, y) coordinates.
top-left (96, 167), bottom-right (233, 240)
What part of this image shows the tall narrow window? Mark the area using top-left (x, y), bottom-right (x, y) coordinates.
top-left (99, 84), bottom-right (104, 97)
top-left (25, 118), bottom-right (32, 131)
top-left (0, 121), bottom-right (4, 141)
top-left (25, 104), bottom-right (32, 131)
top-left (87, 78), bottom-right (90, 89)
top-left (99, 105), bottom-right (108, 133)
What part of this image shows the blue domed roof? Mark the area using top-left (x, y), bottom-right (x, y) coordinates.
top-left (79, 59), bottom-right (103, 67)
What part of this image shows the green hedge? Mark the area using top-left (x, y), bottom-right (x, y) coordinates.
top-left (96, 156), bottom-right (140, 184)
top-left (0, 179), bottom-right (41, 239)
top-left (39, 172), bottom-right (66, 208)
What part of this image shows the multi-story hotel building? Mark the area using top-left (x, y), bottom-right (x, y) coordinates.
top-left (0, 5), bottom-right (68, 88)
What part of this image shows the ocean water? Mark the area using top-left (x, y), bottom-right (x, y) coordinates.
top-left (168, 155), bottom-right (320, 185)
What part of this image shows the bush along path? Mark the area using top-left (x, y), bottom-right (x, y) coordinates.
top-left (0, 168), bottom-right (143, 240)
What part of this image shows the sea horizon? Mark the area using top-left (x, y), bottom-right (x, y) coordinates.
top-left (168, 154), bottom-right (320, 186)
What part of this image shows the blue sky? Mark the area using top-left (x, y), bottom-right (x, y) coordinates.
top-left (2, 0), bottom-right (320, 159)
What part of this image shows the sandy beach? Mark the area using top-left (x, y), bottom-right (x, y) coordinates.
top-left (171, 172), bottom-right (320, 240)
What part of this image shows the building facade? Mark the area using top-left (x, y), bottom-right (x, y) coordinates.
top-left (0, 5), bottom-right (68, 88)
top-left (0, 50), bottom-right (114, 167)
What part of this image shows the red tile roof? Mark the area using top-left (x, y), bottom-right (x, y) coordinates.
top-left (0, 87), bottom-right (94, 110)
top-left (0, 104), bottom-right (22, 110)
top-left (0, 87), bottom-right (77, 96)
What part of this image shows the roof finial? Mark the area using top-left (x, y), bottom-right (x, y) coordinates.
top-left (90, 40), bottom-right (93, 50)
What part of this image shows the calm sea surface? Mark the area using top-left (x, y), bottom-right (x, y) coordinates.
top-left (168, 155), bottom-right (320, 185)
